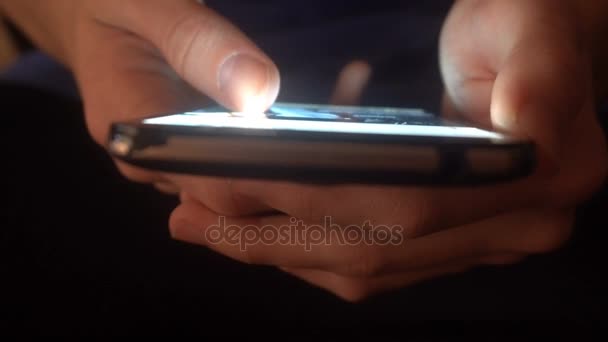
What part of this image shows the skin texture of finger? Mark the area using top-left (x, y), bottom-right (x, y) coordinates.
top-left (207, 0), bottom-right (608, 239)
top-left (227, 178), bottom-right (556, 239)
top-left (154, 182), bottom-right (181, 196)
top-left (440, 0), bottom-right (595, 167)
top-left (157, 59), bottom-right (373, 217)
top-left (441, 0), bottom-right (608, 204)
top-left (330, 60), bottom-right (373, 106)
top-left (489, 37), bottom-right (590, 168)
top-left (73, 19), bottom-right (281, 203)
top-left (0, 0), bottom-right (77, 65)
top-left (440, 91), bottom-right (468, 122)
top-left (169, 199), bottom-right (572, 277)
top-left (93, 0), bottom-right (280, 113)
top-left (74, 21), bottom-right (207, 183)
top-left (165, 173), bottom-right (275, 216)
top-left (160, 60), bottom-right (410, 219)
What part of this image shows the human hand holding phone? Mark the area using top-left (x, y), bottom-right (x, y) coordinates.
top-left (4, 0), bottom-right (607, 301)
top-left (167, 0), bottom-right (608, 301)
top-left (0, 0), bottom-right (281, 189)
top-left (3, 0), bottom-right (312, 218)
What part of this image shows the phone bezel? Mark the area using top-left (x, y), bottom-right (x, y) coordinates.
top-left (106, 104), bottom-right (537, 186)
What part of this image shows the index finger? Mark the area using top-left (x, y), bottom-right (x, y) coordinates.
top-left (229, 175), bottom-right (550, 238)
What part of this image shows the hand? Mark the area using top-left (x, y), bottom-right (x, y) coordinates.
top-left (1, 0), bottom-right (280, 190)
top-left (167, 0), bottom-right (608, 301)
top-left (0, 0), bottom-right (374, 219)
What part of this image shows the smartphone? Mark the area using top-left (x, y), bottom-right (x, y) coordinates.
top-left (107, 102), bottom-right (536, 186)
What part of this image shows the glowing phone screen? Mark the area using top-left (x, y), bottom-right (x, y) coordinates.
top-left (142, 103), bottom-right (506, 140)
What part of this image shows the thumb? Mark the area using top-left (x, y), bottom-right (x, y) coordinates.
top-left (102, 0), bottom-right (280, 112)
top-left (329, 60), bottom-right (373, 105)
top-left (490, 33), bottom-right (591, 172)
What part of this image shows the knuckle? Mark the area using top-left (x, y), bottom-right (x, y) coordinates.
top-left (163, 12), bottom-right (219, 77)
top-left (207, 180), bottom-right (267, 216)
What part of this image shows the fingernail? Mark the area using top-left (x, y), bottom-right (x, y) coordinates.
top-left (219, 53), bottom-right (279, 112)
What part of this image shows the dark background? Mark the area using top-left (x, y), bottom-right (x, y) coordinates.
top-left (3, 82), bottom-right (607, 335)
top-left (2, 0), bottom-right (608, 336)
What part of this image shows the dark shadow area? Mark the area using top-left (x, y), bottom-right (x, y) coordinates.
top-left (2, 72), bottom-right (608, 338)
top-left (2, 0), bottom-right (608, 336)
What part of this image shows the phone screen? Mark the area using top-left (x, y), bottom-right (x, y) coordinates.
top-left (141, 103), bottom-right (507, 140)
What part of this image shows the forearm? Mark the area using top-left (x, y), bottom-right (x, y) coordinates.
top-left (0, 0), bottom-right (77, 65)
